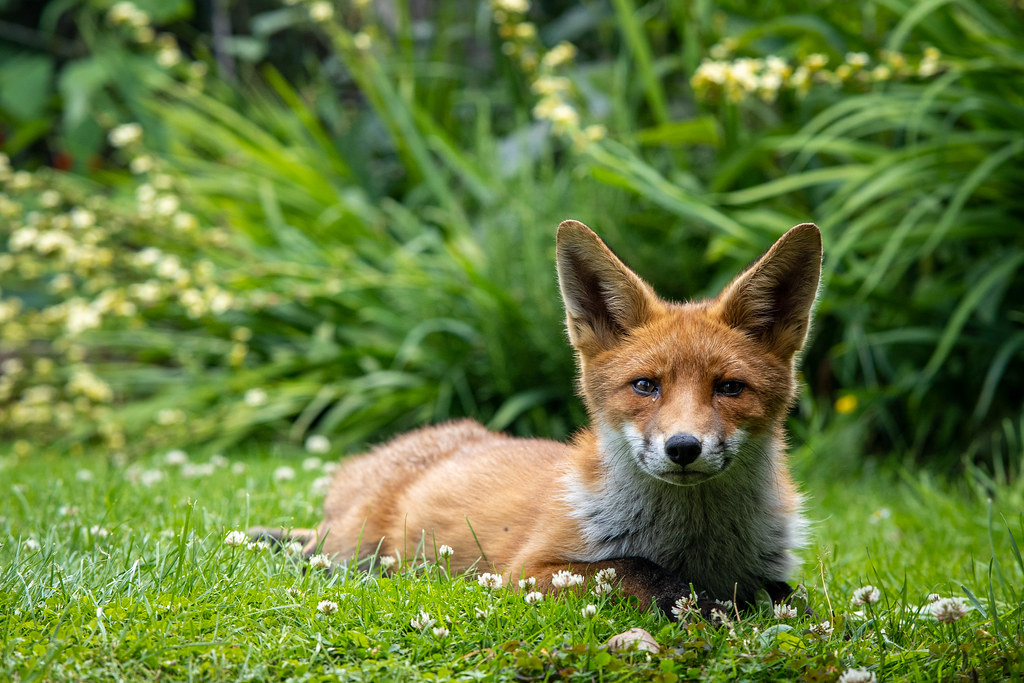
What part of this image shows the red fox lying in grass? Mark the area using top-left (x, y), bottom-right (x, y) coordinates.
top-left (252, 219), bottom-right (822, 619)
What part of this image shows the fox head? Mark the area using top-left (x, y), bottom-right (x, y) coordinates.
top-left (556, 220), bottom-right (821, 486)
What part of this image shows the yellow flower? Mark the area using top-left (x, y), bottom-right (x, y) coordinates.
top-left (834, 394), bottom-right (858, 415)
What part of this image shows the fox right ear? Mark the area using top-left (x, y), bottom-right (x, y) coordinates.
top-left (556, 220), bottom-right (660, 354)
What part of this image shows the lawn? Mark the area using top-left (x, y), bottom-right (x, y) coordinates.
top-left (2, 443), bottom-right (1022, 681)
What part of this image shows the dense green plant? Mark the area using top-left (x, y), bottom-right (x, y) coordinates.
top-left (1, 0), bottom-right (1022, 472)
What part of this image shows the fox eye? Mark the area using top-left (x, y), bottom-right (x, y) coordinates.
top-left (631, 378), bottom-right (660, 396)
top-left (715, 380), bottom-right (745, 397)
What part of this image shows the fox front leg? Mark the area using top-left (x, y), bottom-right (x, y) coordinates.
top-left (517, 556), bottom-right (722, 621)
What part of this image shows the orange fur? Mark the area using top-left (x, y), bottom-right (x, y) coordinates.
top-left (252, 220), bottom-right (822, 618)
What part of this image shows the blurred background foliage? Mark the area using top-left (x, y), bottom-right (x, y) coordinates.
top-left (0, 0), bottom-right (1022, 475)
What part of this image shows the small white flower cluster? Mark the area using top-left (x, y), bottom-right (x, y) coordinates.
top-left (671, 594), bottom-right (697, 620)
top-left (436, 544), bottom-right (454, 560)
top-left (518, 576), bottom-right (536, 590)
top-left (410, 610), bottom-right (434, 630)
top-left (773, 603), bottom-right (798, 620)
top-left (581, 604), bottom-right (597, 618)
top-left (691, 48), bottom-right (945, 104)
top-left (850, 585), bottom-right (881, 607)
top-left (317, 599), bottom-right (339, 615)
top-left (273, 466), bottom-right (296, 482)
top-left (224, 530), bottom-right (248, 547)
top-left (808, 620), bottom-right (834, 638)
top-left (109, 123), bottom-right (143, 148)
top-left (593, 567), bottom-right (616, 595)
top-left (107, 2), bottom-right (150, 29)
top-left (929, 596), bottom-right (969, 624)
top-left (490, 0), bottom-right (603, 148)
top-left (309, 553), bottom-right (332, 570)
top-left (550, 570), bottom-right (584, 589)
top-left (524, 591), bottom-right (544, 605)
top-left (478, 572), bottom-right (503, 590)
top-left (309, 1), bottom-right (333, 22)
top-left (305, 434), bottom-right (331, 453)
top-left (838, 668), bottom-right (877, 683)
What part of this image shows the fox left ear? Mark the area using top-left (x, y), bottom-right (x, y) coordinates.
top-left (713, 223), bottom-right (822, 359)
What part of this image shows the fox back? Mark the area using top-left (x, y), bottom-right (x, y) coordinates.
top-left (252, 220), bottom-right (822, 617)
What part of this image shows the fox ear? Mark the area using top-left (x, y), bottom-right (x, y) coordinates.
top-left (556, 220), bottom-right (660, 354)
top-left (714, 223), bottom-right (822, 359)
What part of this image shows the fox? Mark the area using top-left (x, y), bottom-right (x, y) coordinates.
top-left (252, 219), bottom-right (822, 619)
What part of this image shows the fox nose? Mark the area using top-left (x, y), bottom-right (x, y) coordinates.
top-left (665, 433), bottom-right (702, 466)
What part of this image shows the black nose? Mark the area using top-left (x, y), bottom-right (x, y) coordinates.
top-left (665, 433), bottom-right (702, 466)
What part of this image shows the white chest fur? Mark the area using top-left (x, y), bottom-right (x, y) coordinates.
top-left (562, 430), bottom-right (806, 601)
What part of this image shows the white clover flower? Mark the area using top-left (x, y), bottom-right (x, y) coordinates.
top-left (140, 469), bottom-right (164, 487)
top-left (551, 570), bottom-right (583, 589)
top-left (165, 449), bottom-right (188, 466)
top-left (246, 540), bottom-right (270, 552)
top-left (305, 434), bottom-right (331, 454)
top-left (930, 597), bottom-right (969, 624)
top-left (309, 553), bottom-right (332, 570)
top-left (317, 600), bottom-right (339, 615)
top-left (671, 594), bottom-right (697, 620)
top-left (76, 469), bottom-right (95, 482)
top-left (809, 620), bottom-right (834, 638)
top-left (524, 591), bottom-right (544, 605)
top-left (231, 462), bottom-right (247, 475)
top-left (302, 456), bottom-right (323, 471)
top-left (379, 553), bottom-right (397, 569)
top-left (518, 576), bottom-right (536, 590)
top-left (432, 626), bottom-right (449, 638)
top-left (210, 454), bottom-right (228, 468)
top-left (109, 123), bottom-right (143, 148)
top-left (851, 585), bottom-right (881, 607)
top-left (437, 544), bottom-right (454, 559)
top-left (581, 604), bottom-right (597, 618)
top-left (478, 572), bottom-right (503, 590)
top-left (273, 466), bottom-right (296, 482)
top-left (410, 610), bottom-right (434, 630)
top-left (181, 463), bottom-right (215, 479)
top-left (773, 603), bottom-right (798, 620)
top-left (311, 475), bottom-right (332, 496)
top-left (474, 606), bottom-right (492, 619)
top-left (224, 530), bottom-right (247, 547)
top-left (309, 1), bottom-right (333, 22)
top-left (286, 587), bottom-right (303, 598)
top-left (838, 669), bottom-right (876, 683)
top-left (58, 505), bottom-right (79, 517)
top-left (244, 388), bottom-right (268, 407)
top-left (23, 538), bottom-right (40, 553)
top-left (926, 592), bottom-right (941, 603)
top-left (285, 541), bottom-right (304, 556)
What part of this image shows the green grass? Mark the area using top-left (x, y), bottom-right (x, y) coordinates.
top-left (2, 445), bottom-right (1022, 681)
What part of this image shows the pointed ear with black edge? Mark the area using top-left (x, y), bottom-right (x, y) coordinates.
top-left (556, 220), bottom-right (661, 355)
top-left (712, 223), bottom-right (822, 360)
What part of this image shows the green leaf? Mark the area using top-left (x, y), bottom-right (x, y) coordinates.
top-left (636, 117), bottom-right (720, 147)
top-left (0, 55), bottom-right (54, 120)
